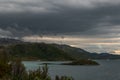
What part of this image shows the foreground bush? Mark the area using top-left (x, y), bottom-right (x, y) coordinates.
top-left (0, 49), bottom-right (73, 80)
top-left (55, 76), bottom-right (73, 80)
top-left (0, 59), bottom-right (74, 80)
top-left (28, 64), bottom-right (50, 80)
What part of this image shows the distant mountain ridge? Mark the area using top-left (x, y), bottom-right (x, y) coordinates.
top-left (0, 38), bottom-right (120, 60)
top-left (52, 44), bottom-right (120, 59)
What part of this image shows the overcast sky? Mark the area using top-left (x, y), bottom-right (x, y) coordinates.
top-left (0, 0), bottom-right (120, 54)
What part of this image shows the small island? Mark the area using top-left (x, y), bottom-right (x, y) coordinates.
top-left (62, 59), bottom-right (99, 65)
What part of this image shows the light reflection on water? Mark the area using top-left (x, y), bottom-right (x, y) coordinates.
top-left (23, 60), bottom-right (120, 80)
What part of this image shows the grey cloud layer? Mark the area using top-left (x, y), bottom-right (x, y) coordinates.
top-left (1, 0), bottom-right (120, 13)
top-left (0, 0), bottom-right (120, 38)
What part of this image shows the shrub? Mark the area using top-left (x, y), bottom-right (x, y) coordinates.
top-left (55, 76), bottom-right (74, 80)
top-left (28, 64), bottom-right (51, 80)
top-left (0, 56), bottom-right (74, 80)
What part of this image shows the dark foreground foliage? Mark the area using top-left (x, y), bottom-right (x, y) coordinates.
top-left (0, 58), bottom-right (73, 80)
top-left (0, 60), bottom-right (74, 80)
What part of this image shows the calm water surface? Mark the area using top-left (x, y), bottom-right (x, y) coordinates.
top-left (23, 60), bottom-right (120, 80)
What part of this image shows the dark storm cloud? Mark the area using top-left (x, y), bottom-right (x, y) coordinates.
top-left (0, 0), bottom-right (120, 38)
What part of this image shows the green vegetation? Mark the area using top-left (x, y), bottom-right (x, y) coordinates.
top-left (0, 42), bottom-right (100, 65)
top-left (0, 42), bottom-right (101, 80)
top-left (0, 42), bottom-right (119, 61)
top-left (0, 38), bottom-right (120, 60)
top-left (6, 43), bottom-right (73, 61)
top-left (0, 52), bottom-right (74, 80)
top-left (62, 59), bottom-right (99, 65)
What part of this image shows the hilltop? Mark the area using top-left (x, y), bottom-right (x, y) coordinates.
top-left (1, 43), bottom-right (73, 61)
top-left (52, 44), bottom-right (120, 59)
top-left (0, 38), bottom-right (120, 60)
